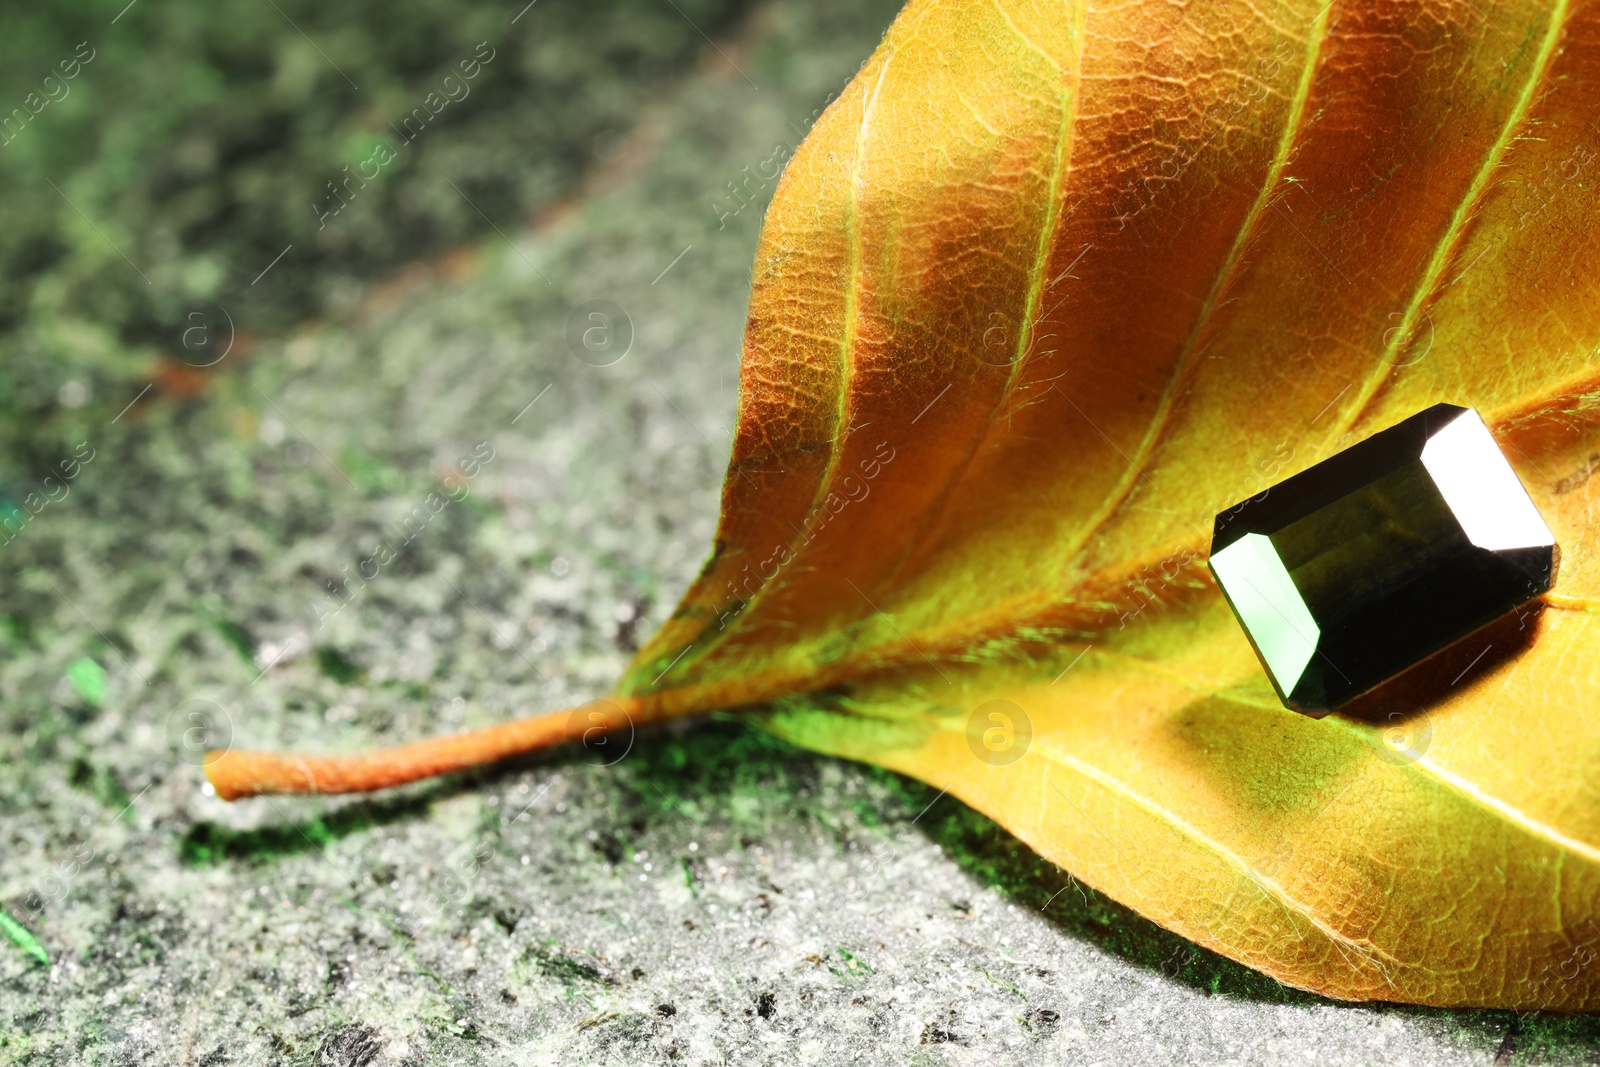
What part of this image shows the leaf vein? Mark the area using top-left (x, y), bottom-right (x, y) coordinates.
top-left (1331, 0), bottom-right (1573, 439)
top-left (1052, 1), bottom-right (1336, 574)
top-left (1034, 741), bottom-right (1403, 971)
top-left (677, 47), bottom-right (897, 668)
top-left (840, 0), bottom-right (1089, 608)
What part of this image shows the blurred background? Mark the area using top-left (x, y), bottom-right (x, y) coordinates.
top-left (2, 2), bottom-right (1598, 1064)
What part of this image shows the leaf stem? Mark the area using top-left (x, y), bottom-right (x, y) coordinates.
top-left (205, 696), bottom-right (650, 800)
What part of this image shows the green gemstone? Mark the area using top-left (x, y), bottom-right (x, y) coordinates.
top-left (1209, 404), bottom-right (1555, 714)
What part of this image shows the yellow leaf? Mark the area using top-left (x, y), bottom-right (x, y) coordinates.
top-left (616, 0), bottom-right (1600, 1006)
top-left (210, 0), bottom-right (1600, 1007)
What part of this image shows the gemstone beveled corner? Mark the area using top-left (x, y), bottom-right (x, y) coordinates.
top-left (1208, 404), bottom-right (1555, 714)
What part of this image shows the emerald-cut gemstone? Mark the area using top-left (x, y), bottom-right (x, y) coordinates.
top-left (1209, 404), bottom-right (1555, 714)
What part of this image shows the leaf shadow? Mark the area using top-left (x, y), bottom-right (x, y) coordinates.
top-left (604, 716), bottom-right (1600, 1046)
top-left (179, 713), bottom-right (1600, 1055)
top-left (179, 775), bottom-right (479, 867)
top-left (896, 771), bottom-right (1600, 1048)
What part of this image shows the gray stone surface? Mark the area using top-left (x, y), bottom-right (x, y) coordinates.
top-left (3, 2), bottom-right (1600, 1064)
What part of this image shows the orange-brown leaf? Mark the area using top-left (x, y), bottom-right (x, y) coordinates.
top-left (620, 0), bottom-right (1600, 1006)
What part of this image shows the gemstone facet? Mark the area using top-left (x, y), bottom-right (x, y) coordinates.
top-left (1209, 404), bottom-right (1555, 714)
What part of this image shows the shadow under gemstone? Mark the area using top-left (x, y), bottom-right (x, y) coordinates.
top-left (1333, 598), bottom-right (1545, 727)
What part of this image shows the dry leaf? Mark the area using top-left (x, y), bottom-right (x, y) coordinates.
top-left (617, 0), bottom-right (1600, 1007)
top-left (211, 0), bottom-right (1600, 1007)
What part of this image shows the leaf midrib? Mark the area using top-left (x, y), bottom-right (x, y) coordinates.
top-left (695, 353), bottom-right (1600, 703)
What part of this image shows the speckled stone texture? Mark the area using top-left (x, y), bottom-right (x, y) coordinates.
top-left (3, 3), bottom-right (1600, 1064)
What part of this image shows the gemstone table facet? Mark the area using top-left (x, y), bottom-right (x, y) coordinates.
top-left (1208, 404), bottom-right (1555, 714)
